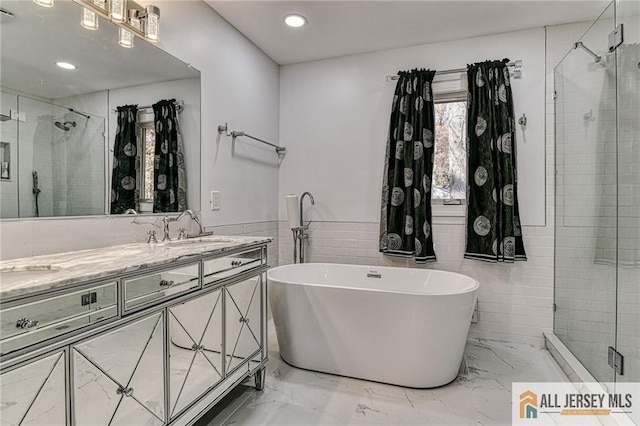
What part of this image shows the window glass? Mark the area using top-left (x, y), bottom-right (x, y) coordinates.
top-left (432, 101), bottom-right (467, 200)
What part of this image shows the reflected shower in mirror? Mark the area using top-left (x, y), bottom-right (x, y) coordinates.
top-left (0, 0), bottom-right (201, 219)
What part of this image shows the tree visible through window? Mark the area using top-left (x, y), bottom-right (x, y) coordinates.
top-left (432, 101), bottom-right (467, 200)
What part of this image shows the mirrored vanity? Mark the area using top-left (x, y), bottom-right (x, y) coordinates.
top-left (0, 236), bottom-right (270, 425)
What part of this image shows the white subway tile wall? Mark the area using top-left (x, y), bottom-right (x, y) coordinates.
top-left (278, 219), bottom-right (554, 347)
top-left (206, 221), bottom-right (279, 266)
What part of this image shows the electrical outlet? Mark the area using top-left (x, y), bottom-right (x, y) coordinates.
top-left (210, 191), bottom-right (221, 211)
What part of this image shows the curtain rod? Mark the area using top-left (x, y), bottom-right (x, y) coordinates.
top-left (385, 59), bottom-right (523, 82)
top-left (110, 100), bottom-right (184, 114)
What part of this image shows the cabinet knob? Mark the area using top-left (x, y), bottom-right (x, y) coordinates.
top-left (16, 318), bottom-right (39, 329)
top-left (116, 386), bottom-right (134, 397)
top-left (159, 279), bottom-right (175, 288)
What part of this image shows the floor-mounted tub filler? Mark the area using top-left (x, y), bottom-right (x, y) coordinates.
top-left (267, 263), bottom-right (479, 388)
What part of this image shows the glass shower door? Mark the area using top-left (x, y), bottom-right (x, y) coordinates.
top-left (614, 0), bottom-right (640, 393)
top-left (553, 2), bottom-right (618, 383)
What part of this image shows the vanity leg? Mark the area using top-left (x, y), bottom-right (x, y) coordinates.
top-left (254, 366), bottom-right (266, 391)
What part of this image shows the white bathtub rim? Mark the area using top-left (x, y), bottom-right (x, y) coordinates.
top-left (267, 263), bottom-right (480, 296)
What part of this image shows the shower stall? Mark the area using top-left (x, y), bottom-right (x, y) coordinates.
top-left (0, 93), bottom-right (106, 218)
top-left (554, 0), bottom-right (639, 393)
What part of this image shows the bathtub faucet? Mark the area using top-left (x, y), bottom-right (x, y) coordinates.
top-left (293, 192), bottom-right (315, 263)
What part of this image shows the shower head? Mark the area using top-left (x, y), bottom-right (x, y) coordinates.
top-left (55, 121), bottom-right (76, 131)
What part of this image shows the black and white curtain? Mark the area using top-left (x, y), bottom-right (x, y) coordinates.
top-left (152, 99), bottom-right (187, 213)
top-left (464, 59), bottom-right (527, 262)
top-left (110, 105), bottom-right (138, 214)
top-left (380, 69), bottom-right (437, 262)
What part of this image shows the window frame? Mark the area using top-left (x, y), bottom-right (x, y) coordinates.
top-left (431, 89), bottom-right (468, 218)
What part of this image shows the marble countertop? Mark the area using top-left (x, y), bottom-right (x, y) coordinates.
top-left (0, 235), bottom-right (271, 301)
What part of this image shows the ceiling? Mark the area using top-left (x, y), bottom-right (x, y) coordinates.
top-left (206, 1), bottom-right (609, 65)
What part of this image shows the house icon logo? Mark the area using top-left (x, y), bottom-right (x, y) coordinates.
top-left (520, 390), bottom-right (538, 419)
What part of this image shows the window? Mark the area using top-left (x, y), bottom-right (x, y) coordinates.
top-left (141, 125), bottom-right (156, 201)
top-left (432, 99), bottom-right (467, 200)
top-left (138, 110), bottom-right (156, 202)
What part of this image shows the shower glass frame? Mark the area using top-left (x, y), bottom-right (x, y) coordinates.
top-left (553, 0), bottom-right (639, 388)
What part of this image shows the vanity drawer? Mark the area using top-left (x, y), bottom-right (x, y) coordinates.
top-left (203, 248), bottom-right (263, 285)
top-left (123, 262), bottom-right (200, 312)
top-left (0, 282), bottom-right (118, 355)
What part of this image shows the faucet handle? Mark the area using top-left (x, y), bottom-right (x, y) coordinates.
top-left (177, 227), bottom-right (187, 240)
top-left (147, 230), bottom-right (158, 244)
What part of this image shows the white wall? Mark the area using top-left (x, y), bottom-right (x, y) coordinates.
top-left (0, 1), bottom-right (280, 260)
top-left (279, 28), bottom-right (546, 226)
top-left (153, 1), bottom-right (280, 227)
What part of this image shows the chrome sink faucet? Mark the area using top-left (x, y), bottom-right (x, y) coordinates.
top-left (161, 210), bottom-right (210, 242)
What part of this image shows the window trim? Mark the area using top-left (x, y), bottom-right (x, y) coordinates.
top-left (431, 91), bottom-right (467, 217)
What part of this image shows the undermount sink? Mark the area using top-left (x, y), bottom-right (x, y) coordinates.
top-left (0, 265), bottom-right (65, 284)
top-left (167, 236), bottom-right (238, 246)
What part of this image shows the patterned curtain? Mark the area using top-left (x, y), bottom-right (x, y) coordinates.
top-left (152, 99), bottom-right (187, 213)
top-left (380, 69), bottom-right (437, 262)
top-left (110, 105), bottom-right (138, 214)
top-left (465, 59), bottom-right (526, 262)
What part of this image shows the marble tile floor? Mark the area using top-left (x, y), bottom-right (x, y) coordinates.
top-left (198, 326), bottom-right (568, 426)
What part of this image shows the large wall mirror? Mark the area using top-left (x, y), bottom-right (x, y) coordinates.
top-left (0, 0), bottom-right (201, 219)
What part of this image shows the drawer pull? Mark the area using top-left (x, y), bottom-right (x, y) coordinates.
top-left (231, 260), bottom-right (242, 267)
top-left (239, 317), bottom-right (250, 324)
top-left (16, 318), bottom-right (40, 330)
top-left (159, 279), bottom-right (175, 288)
top-left (116, 386), bottom-right (134, 397)
top-left (191, 343), bottom-right (206, 351)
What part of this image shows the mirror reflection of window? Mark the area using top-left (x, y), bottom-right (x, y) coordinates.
top-left (138, 110), bottom-right (155, 208)
top-left (142, 125), bottom-right (156, 202)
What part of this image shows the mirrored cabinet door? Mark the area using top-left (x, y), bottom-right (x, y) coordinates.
top-left (225, 276), bottom-right (263, 374)
top-left (72, 312), bottom-right (165, 425)
top-left (168, 289), bottom-right (223, 419)
top-left (0, 350), bottom-right (67, 426)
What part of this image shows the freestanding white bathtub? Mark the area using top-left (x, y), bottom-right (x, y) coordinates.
top-left (267, 263), bottom-right (479, 388)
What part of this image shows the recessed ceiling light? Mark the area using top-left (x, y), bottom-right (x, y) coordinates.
top-left (56, 61), bottom-right (77, 70)
top-left (284, 14), bottom-right (307, 28)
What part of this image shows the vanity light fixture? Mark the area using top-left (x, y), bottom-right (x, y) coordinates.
top-left (71, 0), bottom-right (161, 47)
top-left (110, 0), bottom-right (126, 23)
top-left (284, 13), bottom-right (307, 28)
top-left (118, 9), bottom-right (139, 48)
top-left (81, 7), bottom-right (99, 30)
top-left (55, 61), bottom-right (77, 70)
top-left (33, 0), bottom-right (54, 7)
top-left (81, 0), bottom-right (105, 30)
top-left (142, 5), bottom-right (160, 42)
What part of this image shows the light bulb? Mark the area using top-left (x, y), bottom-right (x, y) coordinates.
top-left (33, 0), bottom-right (54, 7)
top-left (81, 7), bottom-right (98, 30)
top-left (144, 5), bottom-right (159, 42)
top-left (110, 0), bottom-right (126, 23)
top-left (119, 27), bottom-right (134, 48)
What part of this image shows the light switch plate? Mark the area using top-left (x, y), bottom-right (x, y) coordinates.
top-left (210, 191), bottom-right (220, 210)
